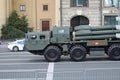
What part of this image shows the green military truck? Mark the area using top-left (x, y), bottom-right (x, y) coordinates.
top-left (25, 25), bottom-right (120, 62)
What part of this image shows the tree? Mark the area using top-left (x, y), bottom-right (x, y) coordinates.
top-left (1, 11), bottom-right (32, 39)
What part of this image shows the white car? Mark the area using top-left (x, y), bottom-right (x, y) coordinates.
top-left (8, 39), bottom-right (25, 51)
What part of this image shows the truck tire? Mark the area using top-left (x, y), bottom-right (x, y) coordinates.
top-left (108, 44), bottom-right (120, 60)
top-left (70, 45), bottom-right (87, 61)
top-left (44, 46), bottom-right (61, 62)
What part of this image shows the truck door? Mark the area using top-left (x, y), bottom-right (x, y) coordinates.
top-left (37, 32), bottom-right (50, 50)
top-left (27, 31), bottom-right (50, 50)
top-left (29, 35), bottom-right (46, 50)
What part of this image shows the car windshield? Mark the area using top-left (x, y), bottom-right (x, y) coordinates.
top-left (17, 40), bottom-right (24, 44)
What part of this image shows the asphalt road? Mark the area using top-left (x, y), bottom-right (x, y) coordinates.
top-left (0, 44), bottom-right (120, 80)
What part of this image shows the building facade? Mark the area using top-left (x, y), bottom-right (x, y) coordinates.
top-left (0, 0), bottom-right (12, 35)
top-left (12, 0), bottom-right (60, 31)
top-left (0, 0), bottom-right (60, 34)
top-left (0, 0), bottom-right (6, 35)
top-left (62, 0), bottom-right (118, 28)
top-left (0, 0), bottom-right (119, 36)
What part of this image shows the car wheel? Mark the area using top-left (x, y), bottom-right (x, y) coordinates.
top-left (13, 46), bottom-right (19, 52)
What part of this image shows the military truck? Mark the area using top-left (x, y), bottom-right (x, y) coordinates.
top-left (25, 25), bottom-right (120, 62)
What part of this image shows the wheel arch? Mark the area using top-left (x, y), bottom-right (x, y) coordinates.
top-left (69, 43), bottom-right (88, 52)
top-left (12, 46), bottom-right (19, 51)
top-left (43, 44), bottom-right (63, 53)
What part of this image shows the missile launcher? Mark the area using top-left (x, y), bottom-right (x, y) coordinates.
top-left (74, 25), bottom-right (117, 31)
top-left (73, 25), bottom-right (120, 41)
top-left (25, 25), bottom-right (120, 62)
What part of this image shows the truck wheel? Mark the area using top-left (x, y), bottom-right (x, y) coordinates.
top-left (108, 44), bottom-right (120, 60)
top-left (44, 46), bottom-right (61, 62)
top-left (70, 45), bottom-right (87, 61)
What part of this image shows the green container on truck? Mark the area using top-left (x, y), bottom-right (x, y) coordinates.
top-left (25, 25), bottom-right (120, 62)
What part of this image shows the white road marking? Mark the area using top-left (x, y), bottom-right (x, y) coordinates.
top-left (0, 78), bottom-right (37, 80)
top-left (0, 51), bottom-right (29, 53)
top-left (55, 61), bottom-right (120, 64)
top-left (0, 69), bottom-right (47, 72)
top-left (46, 63), bottom-right (54, 80)
top-left (0, 59), bottom-right (37, 61)
top-left (0, 55), bottom-right (39, 58)
top-left (86, 68), bottom-right (120, 71)
top-left (0, 79), bottom-right (17, 80)
top-left (0, 62), bottom-right (48, 65)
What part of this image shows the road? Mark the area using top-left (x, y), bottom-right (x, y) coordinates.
top-left (0, 44), bottom-right (120, 80)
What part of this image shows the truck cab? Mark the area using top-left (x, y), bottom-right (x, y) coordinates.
top-left (25, 31), bottom-right (51, 55)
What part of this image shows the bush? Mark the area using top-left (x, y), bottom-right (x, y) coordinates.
top-left (1, 25), bottom-right (24, 39)
top-left (1, 10), bottom-right (32, 39)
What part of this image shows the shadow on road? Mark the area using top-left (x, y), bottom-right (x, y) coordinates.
top-left (27, 56), bottom-right (112, 62)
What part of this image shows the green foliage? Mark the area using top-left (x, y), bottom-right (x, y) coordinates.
top-left (1, 25), bottom-right (24, 39)
top-left (1, 11), bottom-right (32, 39)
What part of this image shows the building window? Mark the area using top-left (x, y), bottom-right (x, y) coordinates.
top-left (104, 0), bottom-right (118, 7)
top-left (71, 0), bottom-right (88, 7)
top-left (20, 5), bottom-right (26, 11)
top-left (104, 15), bottom-right (118, 25)
top-left (43, 5), bottom-right (48, 11)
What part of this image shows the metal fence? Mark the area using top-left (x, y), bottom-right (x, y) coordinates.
top-left (0, 68), bottom-right (120, 80)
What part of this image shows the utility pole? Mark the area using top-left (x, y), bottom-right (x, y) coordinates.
top-left (118, 0), bottom-right (120, 25)
top-left (100, 0), bottom-right (103, 25)
top-left (116, 0), bottom-right (120, 25)
top-left (60, 0), bottom-right (62, 26)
